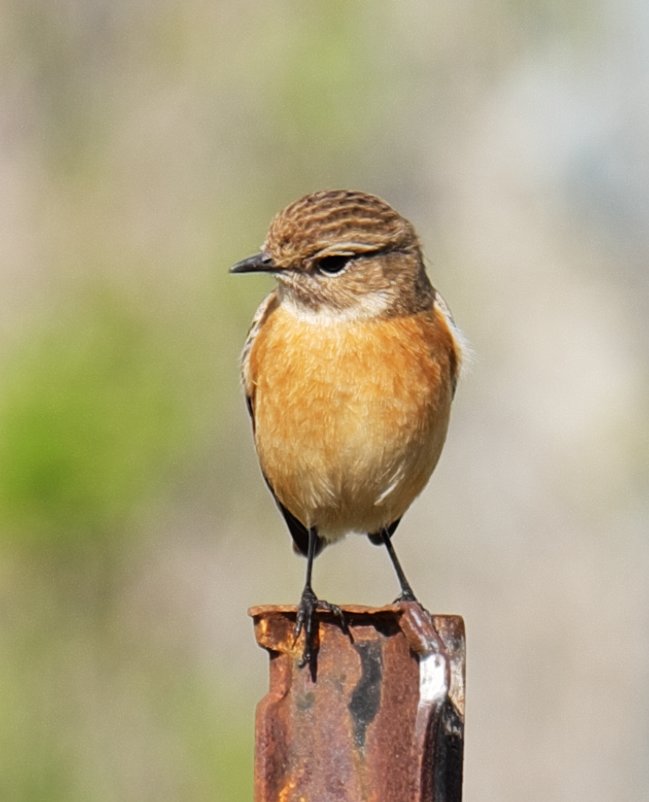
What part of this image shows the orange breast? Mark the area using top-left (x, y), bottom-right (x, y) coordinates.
top-left (247, 303), bottom-right (457, 540)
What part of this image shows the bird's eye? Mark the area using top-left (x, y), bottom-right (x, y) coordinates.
top-left (316, 255), bottom-right (349, 276)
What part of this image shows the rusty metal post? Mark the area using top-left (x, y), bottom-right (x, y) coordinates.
top-left (250, 602), bottom-right (465, 802)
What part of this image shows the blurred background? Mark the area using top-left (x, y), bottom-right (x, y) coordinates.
top-left (1, 1), bottom-right (648, 800)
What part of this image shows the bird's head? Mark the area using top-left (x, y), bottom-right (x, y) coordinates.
top-left (230, 190), bottom-right (434, 320)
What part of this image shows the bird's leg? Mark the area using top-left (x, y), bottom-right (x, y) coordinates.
top-left (379, 527), bottom-right (417, 602)
top-left (294, 527), bottom-right (346, 668)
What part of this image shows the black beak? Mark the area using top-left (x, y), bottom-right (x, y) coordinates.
top-left (229, 252), bottom-right (277, 274)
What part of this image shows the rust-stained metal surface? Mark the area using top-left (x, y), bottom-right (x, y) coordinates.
top-left (250, 602), bottom-right (465, 802)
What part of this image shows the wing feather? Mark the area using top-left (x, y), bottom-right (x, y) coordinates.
top-left (241, 290), bottom-right (325, 557)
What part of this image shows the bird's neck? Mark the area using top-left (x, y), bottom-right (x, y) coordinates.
top-left (278, 285), bottom-right (392, 326)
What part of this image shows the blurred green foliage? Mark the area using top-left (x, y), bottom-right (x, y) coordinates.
top-left (0, 292), bottom-right (187, 548)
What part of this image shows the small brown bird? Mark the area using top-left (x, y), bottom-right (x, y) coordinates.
top-left (231, 190), bottom-right (464, 666)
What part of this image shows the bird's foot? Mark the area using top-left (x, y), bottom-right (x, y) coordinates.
top-left (294, 586), bottom-right (347, 668)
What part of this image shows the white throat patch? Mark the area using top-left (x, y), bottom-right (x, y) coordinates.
top-left (280, 291), bottom-right (391, 325)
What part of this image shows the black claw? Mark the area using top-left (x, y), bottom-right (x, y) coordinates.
top-left (294, 587), bottom-right (317, 666)
top-left (294, 587), bottom-right (347, 668)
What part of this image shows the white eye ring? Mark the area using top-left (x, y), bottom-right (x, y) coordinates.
top-left (317, 255), bottom-right (349, 276)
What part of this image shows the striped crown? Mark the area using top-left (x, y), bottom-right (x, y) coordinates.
top-left (263, 190), bottom-right (419, 268)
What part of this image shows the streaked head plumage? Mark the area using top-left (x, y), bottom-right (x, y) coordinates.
top-left (232, 190), bottom-right (435, 320)
top-left (264, 189), bottom-right (419, 269)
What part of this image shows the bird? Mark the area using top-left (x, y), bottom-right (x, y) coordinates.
top-left (231, 189), bottom-right (465, 667)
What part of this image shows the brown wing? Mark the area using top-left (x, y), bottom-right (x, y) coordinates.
top-left (240, 290), bottom-right (279, 414)
top-left (433, 290), bottom-right (466, 397)
top-left (241, 291), bottom-right (325, 558)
